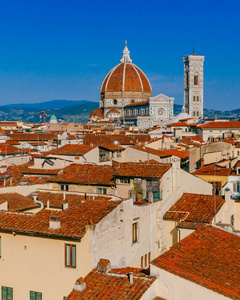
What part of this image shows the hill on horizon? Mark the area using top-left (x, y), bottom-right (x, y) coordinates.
top-left (0, 100), bottom-right (239, 123)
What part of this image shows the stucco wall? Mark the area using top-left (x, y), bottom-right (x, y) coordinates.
top-left (151, 265), bottom-right (230, 300)
top-left (0, 230), bottom-right (93, 300)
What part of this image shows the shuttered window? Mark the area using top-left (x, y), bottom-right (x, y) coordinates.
top-left (1, 286), bottom-right (13, 300)
top-left (30, 291), bottom-right (42, 300)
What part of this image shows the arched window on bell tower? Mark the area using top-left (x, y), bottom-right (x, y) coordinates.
top-left (194, 75), bottom-right (199, 86)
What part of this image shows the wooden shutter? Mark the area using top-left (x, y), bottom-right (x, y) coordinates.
top-left (30, 291), bottom-right (35, 300)
top-left (2, 286), bottom-right (7, 300)
top-left (7, 288), bottom-right (13, 300)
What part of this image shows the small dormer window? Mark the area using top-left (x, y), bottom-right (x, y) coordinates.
top-left (194, 75), bottom-right (199, 85)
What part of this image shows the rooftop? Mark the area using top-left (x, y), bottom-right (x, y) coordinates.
top-left (163, 193), bottom-right (225, 229)
top-left (66, 263), bottom-right (156, 299)
top-left (50, 144), bottom-right (96, 156)
top-left (151, 226), bottom-right (240, 300)
top-left (0, 192), bottom-right (122, 239)
top-left (114, 162), bottom-right (171, 178)
top-left (49, 164), bottom-right (115, 186)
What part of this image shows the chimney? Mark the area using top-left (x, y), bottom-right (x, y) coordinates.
top-left (128, 272), bottom-right (133, 284)
top-left (97, 259), bottom-right (111, 274)
top-left (47, 200), bottom-right (50, 209)
top-left (74, 277), bottom-right (86, 292)
top-left (62, 201), bottom-right (68, 211)
top-left (49, 214), bottom-right (61, 229)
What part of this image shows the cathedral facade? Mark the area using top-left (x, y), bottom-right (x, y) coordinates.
top-left (89, 43), bottom-right (204, 128)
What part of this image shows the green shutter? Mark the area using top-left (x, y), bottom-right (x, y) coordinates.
top-left (36, 292), bottom-right (42, 300)
top-left (2, 286), bottom-right (13, 300)
top-left (7, 288), bottom-right (13, 300)
top-left (30, 291), bottom-right (35, 300)
top-left (2, 286), bottom-right (7, 300)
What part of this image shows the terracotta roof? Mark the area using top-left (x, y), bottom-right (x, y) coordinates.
top-left (163, 193), bottom-right (225, 227)
top-left (180, 136), bottom-right (204, 146)
top-left (22, 168), bottom-right (61, 175)
top-left (83, 134), bottom-right (151, 146)
top-left (193, 164), bottom-right (232, 176)
top-left (99, 144), bottom-right (125, 151)
top-left (0, 193), bottom-right (37, 212)
top-left (107, 108), bottom-right (120, 113)
top-left (89, 108), bottom-right (104, 119)
top-left (160, 149), bottom-right (189, 159)
top-left (0, 143), bottom-right (26, 155)
top-left (10, 133), bottom-right (58, 141)
top-left (124, 100), bottom-right (149, 107)
top-left (0, 193), bottom-right (122, 239)
top-left (101, 62), bottom-right (152, 93)
top-left (114, 162), bottom-right (171, 178)
top-left (198, 121), bottom-right (240, 129)
top-left (131, 145), bottom-right (172, 157)
top-left (50, 144), bottom-right (96, 156)
top-left (151, 226), bottom-right (240, 300)
top-left (66, 266), bottom-right (156, 299)
top-left (49, 164), bottom-right (115, 186)
top-left (166, 122), bottom-right (188, 127)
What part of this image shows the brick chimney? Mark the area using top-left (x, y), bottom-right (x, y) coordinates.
top-left (49, 214), bottom-right (61, 230)
top-left (97, 259), bottom-right (111, 274)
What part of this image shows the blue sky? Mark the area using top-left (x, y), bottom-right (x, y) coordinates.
top-left (0, 0), bottom-right (239, 110)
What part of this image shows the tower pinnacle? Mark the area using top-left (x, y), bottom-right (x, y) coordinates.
top-left (120, 41), bottom-right (132, 63)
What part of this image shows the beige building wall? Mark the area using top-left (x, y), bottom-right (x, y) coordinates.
top-left (51, 182), bottom-right (115, 195)
top-left (151, 265), bottom-right (230, 300)
top-left (0, 230), bottom-right (93, 300)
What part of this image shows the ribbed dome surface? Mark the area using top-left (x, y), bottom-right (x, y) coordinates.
top-left (101, 62), bottom-right (152, 94)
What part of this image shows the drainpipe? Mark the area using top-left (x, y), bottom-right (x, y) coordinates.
top-left (33, 194), bottom-right (44, 209)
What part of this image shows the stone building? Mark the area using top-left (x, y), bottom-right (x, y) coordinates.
top-left (183, 52), bottom-right (204, 118)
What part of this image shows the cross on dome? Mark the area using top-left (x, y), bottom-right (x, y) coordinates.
top-left (120, 40), bottom-right (132, 63)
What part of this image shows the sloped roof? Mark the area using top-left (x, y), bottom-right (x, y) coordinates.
top-left (197, 121), bottom-right (240, 129)
top-left (163, 193), bottom-right (225, 228)
top-left (0, 194), bottom-right (122, 239)
top-left (114, 162), bottom-right (171, 178)
top-left (49, 164), bottom-right (115, 186)
top-left (83, 134), bottom-right (151, 146)
top-left (66, 266), bottom-right (156, 299)
top-left (151, 226), bottom-right (240, 300)
top-left (193, 164), bottom-right (232, 176)
top-left (130, 145), bottom-right (172, 157)
top-left (50, 144), bottom-right (96, 156)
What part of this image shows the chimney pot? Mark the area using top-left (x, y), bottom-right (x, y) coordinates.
top-left (49, 214), bottom-right (61, 229)
top-left (62, 201), bottom-right (68, 211)
top-left (128, 272), bottom-right (133, 284)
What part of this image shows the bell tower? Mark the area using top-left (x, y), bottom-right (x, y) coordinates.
top-left (183, 52), bottom-right (204, 118)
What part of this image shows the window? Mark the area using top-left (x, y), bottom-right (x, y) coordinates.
top-left (65, 244), bottom-right (76, 268)
top-left (132, 223), bottom-right (138, 243)
top-left (194, 75), bottom-right (198, 85)
top-left (30, 291), bottom-right (42, 300)
top-left (233, 181), bottom-right (240, 192)
top-left (60, 184), bottom-right (68, 191)
top-left (119, 178), bottom-right (130, 184)
top-left (193, 96), bottom-right (196, 102)
top-left (141, 256), bottom-right (144, 268)
top-left (130, 151), bottom-right (136, 157)
top-left (1, 286), bottom-right (13, 300)
top-left (96, 187), bottom-right (107, 194)
top-left (145, 254), bottom-right (147, 266)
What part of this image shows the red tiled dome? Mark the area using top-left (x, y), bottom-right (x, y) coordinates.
top-left (101, 62), bottom-right (152, 94)
top-left (89, 108), bottom-right (104, 119)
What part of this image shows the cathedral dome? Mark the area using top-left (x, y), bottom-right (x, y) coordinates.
top-left (100, 42), bottom-right (152, 95)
